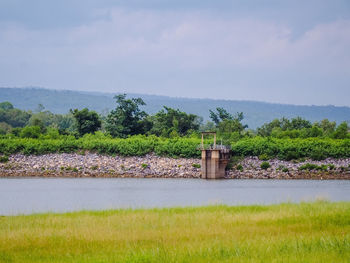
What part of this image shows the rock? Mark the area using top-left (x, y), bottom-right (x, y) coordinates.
top-left (0, 153), bottom-right (349, 179)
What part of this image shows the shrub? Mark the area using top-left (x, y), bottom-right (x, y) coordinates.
top-left (20, 126), bottom-right (41, 139)
top-left (277, 165), bottom-right (285, 170)
top-left (298, 157), bottom-right (306, 163)
top-left (260, 161), bottom-right (270, 170)
top-left (310, 150), bottom-right (326, 161)
top-left (141, 163), bottom-right (149, 169)
top-left (299, 163), bottom-right (328, 171)
top-left (11, 128), bottom-right (22, 137)
top-left (0, 136), bottom-right (348, 160)
top-left (236, 164), bottom-right (243, 171)
top-left (299, 163), bottom-right (318, 171)
top-left (43, 128), bottom-right (60, 140)
top-left (328, 164), bottom-right (335, 170)
top-left (0, 155), bottom-right (9, 163)
top-left (277, 165), bottom-right (289, 173)
top-left (154, 137), bottom-right (201, 158)
top-left (258, 153), bottom-right (270, 161)
top-left (340, 166), bottom-right (347, 172)
top-left (232, 137), bottom-right (350, 160)
top-left (226, 155), bottom-right (244, 170)
top-left (282, 167), bottom-right (289, 173)
top-left (192, 163), bottom-right (201, 169)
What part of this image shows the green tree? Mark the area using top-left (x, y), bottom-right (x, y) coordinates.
top-left (0, 122), bottom-right (12, 134)
top-left (209, 108), bottom-right (247, 133)
top-left (200, 121), bottom-right (216, 132)
top-left (20, 126), bottom-right (41, 138)
top-left (35, 103), bottom-right (45, 113)
top-left (150, 106), bottom-right (201, 137)
top-left (333, 122), bottom-right (349, 139)
top-left (55, 114), bottom-right (75, 133)
top-left (257, 119), bottom-right (282, 137)
top-left (0, 108), bottom-right (31, 127)
top-left (209, 108), bottom-right (233, 126)
top-left (290, 117), bottom-right (312, 130)
top-left (315, 119), bottom-right (336, 136)
top-left (70, 108), bottom-right (101, 136)
top-left (29, 118), bottom-right (46, 133)
top-left (105, 94), bottom-right (147, 138)
top-left (258, 117), bottom-right (311, 137)
top-left (0, 101), bottom-right (14, 110)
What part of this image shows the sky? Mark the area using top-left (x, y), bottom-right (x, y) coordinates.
top-left (0, 0), bottom-right (349, 106)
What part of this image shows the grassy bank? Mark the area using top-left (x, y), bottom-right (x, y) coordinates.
top-left (0, 202), bottom-right (349, 262)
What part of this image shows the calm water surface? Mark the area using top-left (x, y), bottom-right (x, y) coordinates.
top-left (0, 178), bottom-right (349, 215)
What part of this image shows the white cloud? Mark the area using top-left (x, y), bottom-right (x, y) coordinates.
top-left (0, 8), bottom-right (349, 105)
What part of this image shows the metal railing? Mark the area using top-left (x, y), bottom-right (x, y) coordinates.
top-left (198, 144), bottom-right (231, 151)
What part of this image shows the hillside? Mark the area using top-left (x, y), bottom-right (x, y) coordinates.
top-left (1, 87), bottom-right (349, 129)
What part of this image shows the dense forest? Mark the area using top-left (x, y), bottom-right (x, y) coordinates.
top-left (0, 94), bottom-right (349, 161)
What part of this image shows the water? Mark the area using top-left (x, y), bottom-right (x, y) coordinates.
top-left (0, 178), bottom-right (349, 215)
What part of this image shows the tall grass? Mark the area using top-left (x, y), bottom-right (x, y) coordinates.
top-left (0, 202), bottom-right (349, 262)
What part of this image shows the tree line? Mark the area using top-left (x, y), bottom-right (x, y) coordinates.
top-left (0, 94), bottom-right (349, 140)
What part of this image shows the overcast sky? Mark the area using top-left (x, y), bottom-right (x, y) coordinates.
top-left (0, 0), bottom-right (349, 106)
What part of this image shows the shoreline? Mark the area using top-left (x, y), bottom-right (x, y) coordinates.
top-left (1, 153), bottom-right (349, 179)
top-left (1, 171), bottom-right (349, 180)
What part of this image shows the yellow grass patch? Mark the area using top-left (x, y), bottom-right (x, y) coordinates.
top-left (0, 202), bottom-right (349, 262)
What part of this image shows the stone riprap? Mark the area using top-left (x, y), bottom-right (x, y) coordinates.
top-left (0, 153), bottom-right (349, 179)
top-left (226, 157), bottom-right (350, 179)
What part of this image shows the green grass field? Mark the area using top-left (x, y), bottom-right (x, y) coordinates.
top-left (0, 202), bottom-right (349, 263)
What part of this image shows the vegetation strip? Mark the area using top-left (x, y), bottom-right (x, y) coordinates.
top-left (0, 202), bottom-right (349, 262)
top-left (0, 136), bottom-right (349, 160)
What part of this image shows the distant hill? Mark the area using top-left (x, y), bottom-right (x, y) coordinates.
top-left (1, 87), bottom-right (349, 129)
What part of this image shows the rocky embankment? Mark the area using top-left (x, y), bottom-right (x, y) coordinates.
top-left (0, 153), bottom-right (349, 179)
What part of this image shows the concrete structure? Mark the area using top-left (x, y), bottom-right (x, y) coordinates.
top-left (200, 132), bottom-right (231, 179)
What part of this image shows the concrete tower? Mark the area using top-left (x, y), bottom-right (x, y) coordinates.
top-left (200, 132), bottom-right (231, 179)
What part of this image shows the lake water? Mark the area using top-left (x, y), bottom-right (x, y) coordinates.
top-left (0, 178), bottom-right (349, 215)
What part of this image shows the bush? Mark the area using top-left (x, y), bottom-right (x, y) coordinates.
top-left (141, 163), bottom-right (149, 169)
top-left (154, 137), bottom-right (202, 158)
top-left (0, 135), bottom-right (348, 161)
top-left (20, 126), bottom-right (41, 139)
top-left (232, 137), bottom-right (350, 160)
top-left (226, 155), bottom-right (244, 170)
top-left (299, 163), bottom-right (328, 171)
top-left (0, 155), bottom-right (9, 163)
top-left (236, 164), bottom-right (243, 171)
top-left (258, 153), bottom-right (270, 161)
top-left (282, 167), bottom-right (289, 173)
top-left (260, 161), bottom-right (270, 170)
top-left (328, 164), bottom-right (335, 170)
top-left (299, 163), bottom-right (318, 171)
top-left (43, 128), bottom-right (61, 139)
top-left (310, 149), bottom-right (326, 161)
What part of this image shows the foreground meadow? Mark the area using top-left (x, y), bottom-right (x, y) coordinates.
top-left (0, 202), bottom-right (349, 263)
